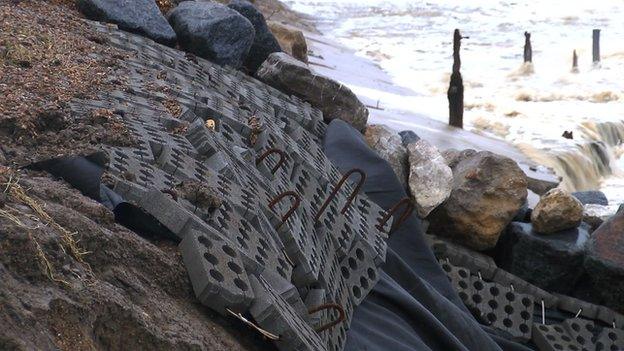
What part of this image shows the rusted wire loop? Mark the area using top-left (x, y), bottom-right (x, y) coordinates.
top-left (256, 148), bottom-right (287, 174)
top-left (376, 197), bottom-right (414, 234)
top-left (308, 303), bottom-right (346, 333)
top-left (226, 308), bottom-right (280, 340)
top-left (314, 168), bottom-right (366, 223)
top-left (268, 191), bottom-right (301, 230)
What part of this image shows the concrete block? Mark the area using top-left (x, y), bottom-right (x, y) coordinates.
top-left (179, 223), bottom-right (254, 315)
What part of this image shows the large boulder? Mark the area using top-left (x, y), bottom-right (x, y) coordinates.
top-left (398, 130), bottom-right (420, 147)
top-left (495, 222), bottom-right (590, 294)
top-left (364, 125), bottom-right (408, 187)
top-left (427, 151), bottom-right (527, 250)
top-left (267, 21), bottom-right (308, 63)
top-left (572, 190), bottom-right (609, 206)
top-left (407, 140), bottom-right (453, 217)
top-left (228, 0), bottom-right (282, 73)
top-left (531, 188), bottom-right (583, 234)
top-left (168, 1), bottom-right (255, 68)
top-left (76, 0), bottom-right (177, 46)
top-left (256, 52), bottom-right (369, 131)
top-left (584, 211), bottom-right (624, 313)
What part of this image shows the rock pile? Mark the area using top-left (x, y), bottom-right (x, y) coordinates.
top-left (268, 21), bottom-right (308, 62)
top-left (77, 0), bottom-right (177, 46)
top-left (531, 188), bottom-right (584, 234)
top-left (406, 139), bottom-right (452, 218)
top-left (364, 124), bottom-right (408, 187)
top-left (168, 1), bottom-right (255, 68)
top-left (256, 52), bottom-right (369, 131)
top-left (428, 151), bottom-right (527, 250)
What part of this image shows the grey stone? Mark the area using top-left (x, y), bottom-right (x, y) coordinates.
top-left (364, 124), bottom-right (408, 187)
top-left (77, 0), bottom-right (176, 46)
top-left (494, 222), bottom-right (589, 294)
top-left (572, 190), bottom-right (608, 206)
top-left (583, 211), bottom-right (624, 314)
top-left (531, 188), bottom-right (584, 234)
top-left (256, 52), bottom-right (369, 131)
top-left (398, 130), bottom-right (420, 146)
top-left (406, 139), bottom-right (453, 218)
top-left (228, 0), bottom-right (282, 73)
top-left (267, 21), bottom-right (308, 63)
top-left (168, 1), bottom-right (255, 68)
top-left (428, 151), bottom-right (528, 250)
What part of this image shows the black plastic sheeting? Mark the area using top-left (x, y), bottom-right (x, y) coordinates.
top-left (27, 153), bottom-right (178, 242)
top-left (323, 120), bottom-right (533, 351)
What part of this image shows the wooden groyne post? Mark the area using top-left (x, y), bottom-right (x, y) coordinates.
top-left (523, 32), bottom-right (532, 63)
top-left (593, 29), bottom-right (600, 64)
top-left (448, 29), bottom-right (464, 129)
top-left (572, 50), bottom-right (578, 73)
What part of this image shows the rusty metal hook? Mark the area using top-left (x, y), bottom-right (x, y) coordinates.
top-left (268, 191), bottom-right (300, 230)
top-left (376, 197), bottom-right (414, 234)
top-left (314, 168), bottom-right (366, 223)
top-left (308, 303), bottom-right (346, 333)
top-left (256, 148), bottom-right (287, 175)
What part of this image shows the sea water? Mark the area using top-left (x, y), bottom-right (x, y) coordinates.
top-left (285, 0), bottom-right (624, 211)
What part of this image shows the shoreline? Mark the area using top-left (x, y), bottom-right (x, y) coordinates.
top-left (289, 15), bottom-right (557, 206)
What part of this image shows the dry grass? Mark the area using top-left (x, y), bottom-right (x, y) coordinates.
top-left (0, 167), bottom-right (92, 285)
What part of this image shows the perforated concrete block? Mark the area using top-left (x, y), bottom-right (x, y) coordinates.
top-left (532, 324), bottom-right (580, 351)
top-left (179, 223), bottom-right (254, 315)
top-left (338, 241), bottom-right (380, 306)
top-left (249, 276), bottom-right (328, 351)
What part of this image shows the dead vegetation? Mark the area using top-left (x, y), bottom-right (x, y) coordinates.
top-left (0, 0), bottom-right (128, 165)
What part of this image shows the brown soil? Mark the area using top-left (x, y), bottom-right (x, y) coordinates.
top-left (0, 0), bottom-right (131, 166)
top-left (0, 1), bottom-right (277, 350)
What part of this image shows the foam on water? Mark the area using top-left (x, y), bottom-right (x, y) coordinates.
top-left (286, 0), bottom-right (624, 210)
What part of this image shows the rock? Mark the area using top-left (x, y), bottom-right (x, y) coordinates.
top-left (228, 0), bottom-right (281, 73)
top-left (76, 0), bottom-right (176, 46)
top-left (406, 140), bottom-right (453, 217)
top-left (427, 151), bottom-right (527, 250)
top-left (256, 52), bottom-right (368, 131)
top-left (513, 201), bottom-right (531, 223)
top-left (494, 222), bottom-right (589, 295)
top-left (441, 148), bottom-right (477, 168)
top-left (168, 1), bottom-right (255, 68)
top-left (584, 211), bottom-right (624, 313)
top-left (572, 190), bottom-right (609, 206)
top-left (364, 125), bottom-right (408, 187)
top-left (398, 130), bottom-right (420, 146)
top-left (267, 21), bottom-right (308, 63)
top-left (583, 204), bottom-right (609, 233)
top-left (531, 188), bottom-right (583, 234)
top-left (526, 176), bottom-right (559, 196)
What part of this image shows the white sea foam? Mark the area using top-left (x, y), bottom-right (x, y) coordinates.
top-left (286, 0), bottom-right (624, 209)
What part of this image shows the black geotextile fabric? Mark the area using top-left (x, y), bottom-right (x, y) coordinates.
top-left (323, 120), bottom-right (533, 351)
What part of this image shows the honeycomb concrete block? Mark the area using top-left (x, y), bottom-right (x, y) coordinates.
top-left (562, 318), bottom-right (596, 350)
top-left (136, 189), bottom-right (203, 239)
top-left (532, 324), bottom-right (580, 351)
top-left (249, 276), bottom-right (328, 351)
top-left (594, 327), bottom-right (624, 351)
top-left (179, 223), bottom-right (254, 316)
top-left (555, 294), bottom-right (599, 320)
top-left (439, 260), bottom-right (476, 308)
top-left (338, 241), bottom-right (380, 306)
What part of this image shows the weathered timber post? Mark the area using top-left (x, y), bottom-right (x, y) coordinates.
top-left (523, 32), bottom-right (532, 63)
top-left (448, 29), bottom-right (464, 129)
top-left (593, 29), bottom-right (601, 64)
top-left (572, 50), bottom-right (579, 73)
